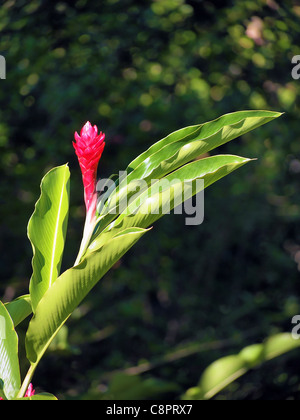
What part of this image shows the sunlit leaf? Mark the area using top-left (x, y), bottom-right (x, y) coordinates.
top-left (25, 228), bottom-right (150, 367)
top-left (5, 295), bottom-right (32, 328)
top-left (96, 110), bottom-right (281, 237)
top-left (28, 164), bottom-right (70, 312)
top-left (0, 301), bottom-right (21, 400)
top-left (90, 155), bottom-right (251, 252)
top-left (15, 393), bottom-right (58, 401)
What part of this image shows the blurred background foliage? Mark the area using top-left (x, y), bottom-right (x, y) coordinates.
top-left (1, 0), bottom-right (300, 400)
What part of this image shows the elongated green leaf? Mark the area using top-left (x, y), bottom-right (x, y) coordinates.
top-left (263, 333), bottom-right (300, 361)
top-left (0, 301), bottom-right (21, 400)
top-left (5, 295), bottom-right (32, 328)
top-left (182, 333), bottom-right (300, 400)
top-left (15, 393), bottom-right (58, 401)
top-left (96, 110), bottom-right (281, 235)
top-left (128, 110), bottom-right (282, 170)
top-left (90, 155), bottom-right (251, 252)
top-left (25, 227), bottom-right (150, 367)
top-left (28, 164), bottom-right (70, 312)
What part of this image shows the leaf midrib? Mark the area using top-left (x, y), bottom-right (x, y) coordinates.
top-left (48, 169), bottom-right (68, 289)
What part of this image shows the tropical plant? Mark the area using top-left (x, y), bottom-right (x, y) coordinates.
top-left (0, 110), bottom-right (282, 400)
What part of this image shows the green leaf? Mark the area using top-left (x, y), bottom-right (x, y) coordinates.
top-left (263, 333), bottom-right (300, 361)
top-left (0, 301), bottom-right (21, 400)
top-left (96, 110), bottom-right (281, 235)
top-left (197, 356), bottom-right (248, 400)
top-left (25, 227), bottom-right (150, 368)
top-left (5, 295), bottom-right (32, 327)
top-left (28, 164), bottom-right (70, 312)
top-left (15, 393), bottom-right (58, 401)
top-left (128, 110), bottom-right (282, 171)
top-left (90, 155), bottom-right (251, 252)
top-left (182, 333), bottom-right (300, 400)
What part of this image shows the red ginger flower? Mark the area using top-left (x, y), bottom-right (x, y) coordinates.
top-left (73, 122), bottom-right (105, 218)
top-left (73, 122), bottom-right (106, 265)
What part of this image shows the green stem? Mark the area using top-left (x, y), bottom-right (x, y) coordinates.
top-left (17, 365), bottom-right (36, 399)
top-left (74, 216), bottom-right (96, 266)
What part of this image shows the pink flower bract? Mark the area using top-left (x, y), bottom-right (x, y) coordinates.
top-left (24, 383), bottom-right (35, 398)
top-left (73, 121), bottom-right (106, 217)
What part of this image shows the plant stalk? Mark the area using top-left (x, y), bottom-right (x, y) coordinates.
top-left (74, 214), bottom-right (96, 266)
top-left (17, 365), bottom-right (36, 399)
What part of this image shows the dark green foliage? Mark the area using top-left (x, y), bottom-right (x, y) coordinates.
top-left (1, 0), bottom-right (300, 400)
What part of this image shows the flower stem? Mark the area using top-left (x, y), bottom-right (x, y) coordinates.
top-left (74, 215), bottom-right (96, 266)
top-left (17, 365), bottom-right (36, 399)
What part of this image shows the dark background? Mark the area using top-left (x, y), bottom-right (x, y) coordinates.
top-left (1, 0), bottom-right (300, 400)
